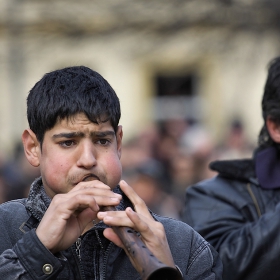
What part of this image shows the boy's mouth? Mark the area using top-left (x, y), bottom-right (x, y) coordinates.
top-left (82, 174), bottom-right (100, 182)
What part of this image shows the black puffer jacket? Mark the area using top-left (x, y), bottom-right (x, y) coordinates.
top-left (184, 158), bottom-right (280, 280)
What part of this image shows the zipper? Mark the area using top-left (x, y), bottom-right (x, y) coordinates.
top-left (76, 237), bottom-right (82, 261)
top-left (95, 229), bottom-right (105, 280)
top-left (101, 242), bottom-right (114, 280)
top-left (73, 237), bottom-right (86, 280)
top-left (94, 229), bottom-right (113, 280)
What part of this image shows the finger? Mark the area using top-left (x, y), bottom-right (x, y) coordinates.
top-left (97, 211), bottom-right (134, 228)
top-left (70, 179), bottom-right (111, 193)
top-left (125, 207), bottom-right (149, 232)
top-left (103, 228), bottom-right (123, 247)
top-left (119, 180), bottom-right (152, 217)
top-left (76, 207), bottom-right (98, 229)
top-left (50, 193), bottom-right (99, 216)
top-left (124, 207), bottom-right (175, 266)
top-left (97, 207), bottom-right (153, 232)
top-left (67, 193), bottom-right (122, 213)
top-left (124, 207), bottom-right (166, 248)
top-left (59, 187), bottom-right (122, 206)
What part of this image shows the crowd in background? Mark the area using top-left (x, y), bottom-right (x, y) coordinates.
top-left (0, 117), bottom-right (255, 220)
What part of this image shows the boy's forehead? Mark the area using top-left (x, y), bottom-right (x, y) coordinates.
top-left (55, 113), bottom-right (113, 130)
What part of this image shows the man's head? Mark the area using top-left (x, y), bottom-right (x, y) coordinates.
top-left (259, 57), bottom-right (280, 148)
top-left (27, 66), bottom-right (121, 144)
top-left (22, 66), bottom-right (123, 197)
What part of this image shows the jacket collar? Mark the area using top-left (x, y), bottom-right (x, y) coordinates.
top-left (25, 177), bottom-right (51, 221)
top-left (209, 158), bottom-right (255, 183)
top-left (210, 145), bottom-right (280, 189)
top-left (254, 145), bottom-right (280, 189)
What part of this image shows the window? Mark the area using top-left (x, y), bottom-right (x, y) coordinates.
top-left (152, 73), bottom-right (202, 121)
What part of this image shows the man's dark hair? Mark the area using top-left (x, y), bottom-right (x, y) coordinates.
top-left (27, 66), bottom-right (121, 143)
top-left (258, 57), bottom-right (280, 148)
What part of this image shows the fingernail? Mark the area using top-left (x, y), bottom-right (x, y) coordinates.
top-left (111, 197), bottom-right (120, 201)
top-left (121, 180), bottom-right (127, 186)
top-left (98, 212), bottom-right (106, 218)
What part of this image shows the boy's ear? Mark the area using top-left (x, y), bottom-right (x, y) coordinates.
top-left (266, 116), bottom-right (280, 143)
top-left (21, 129), bottom-right (41, 167)
top-left (116, 125), bottom-right (123, 158)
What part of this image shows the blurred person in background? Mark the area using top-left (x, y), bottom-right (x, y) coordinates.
top-left (120, 123), bottom-right (160, 172)
top-left (214, 118), bottom-right (255, 161)
top-left (123, 159), bottom-right (182, 220)
top-left (179, 120), bottom-right (217, 182)
top-left (153, 119), bottom-right (184, 193)
top-left (168, 152), bottom-right (196, 208)
top-left (121, 118), bottom-right (216, 220)
top-left (0, 141), bottom-right (40, 202)
top-left (183, 56), bottom-right (280, 280)
top-left (153, 118), bottom-right (214, 192)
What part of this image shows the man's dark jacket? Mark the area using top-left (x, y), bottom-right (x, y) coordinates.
top-left (184, 149), bottom-right (280, 280)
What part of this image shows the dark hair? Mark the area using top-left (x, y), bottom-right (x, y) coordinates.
top-left (258, 57), bottom-right (280, 148)
top-left (27, 66), bottom-right (121, 143)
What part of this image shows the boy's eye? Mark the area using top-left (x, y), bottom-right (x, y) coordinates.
top-left (98, 139), bottom-right (110, 145)
top-left (60, 140), bottom-right (75, 147)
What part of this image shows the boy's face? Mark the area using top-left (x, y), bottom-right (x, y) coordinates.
top-left (36, 113), bottom-right (123, 197)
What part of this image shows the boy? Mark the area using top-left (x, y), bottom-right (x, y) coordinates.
top-left (0, 66), bottom-right (222, 279)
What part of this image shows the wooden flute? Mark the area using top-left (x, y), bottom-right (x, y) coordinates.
top-left (102, 206), bottom-right (183, 280)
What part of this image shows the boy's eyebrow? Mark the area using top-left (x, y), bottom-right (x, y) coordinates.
top-left (52, 132), bottom-right (84, 139)
top-left (93, 131), bottom-right (115, 137)
top-left (52, 131), bottom-right (115, 139)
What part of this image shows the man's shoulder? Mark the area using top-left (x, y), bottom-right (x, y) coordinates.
top-left (188, 158), bottom-right (255, 193)
top-left (209, 158), bottom-right (255, 181)
top-left (155, 214), bottom-right (191, 229)
top-left (0, 198), bottom-right (27, 207)
top-left (0, 198), bottom-right (27, 217)
top-left (188, 175), bottom-right (234, 194)
top-left (154, 214), bottom-right (205, 244)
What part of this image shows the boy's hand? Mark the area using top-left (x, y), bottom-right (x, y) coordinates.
top-left (97, 180), bottom-right (176, 268)
top-left (36, 180), bottom-right (122, 253)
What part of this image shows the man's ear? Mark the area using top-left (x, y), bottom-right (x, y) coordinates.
top-left (116, 125), bottom-right (123, 158)
top-left (266, 116), bottom-right (280, 143)
top-left (21, 129), bottom-right (41, 167)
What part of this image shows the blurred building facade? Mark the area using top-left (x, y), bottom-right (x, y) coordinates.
top-left (1, 0), bottom-right (280, 158)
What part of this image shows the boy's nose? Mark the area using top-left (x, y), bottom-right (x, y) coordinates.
top-left (76, 142), bottom-right (97, 168)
